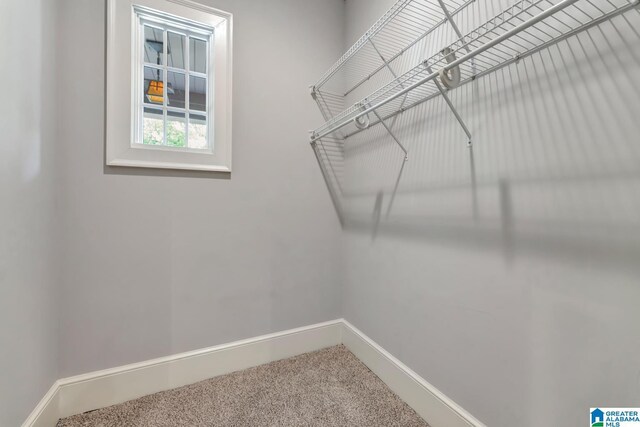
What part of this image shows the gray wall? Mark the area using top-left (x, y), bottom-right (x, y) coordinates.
top-left (56, 0), bottom-right (344, 377)
top-left (342, 1), bottom-right (640, 426)
top-left (5, 1), bottom-right (640, 425)
top-left (0, 1), bottom-right (59, 425)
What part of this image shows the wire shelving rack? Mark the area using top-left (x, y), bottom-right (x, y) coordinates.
top-left (310, 0), bottom-right (475, 120)
top-left (310, 0), bottom-right (640, 224)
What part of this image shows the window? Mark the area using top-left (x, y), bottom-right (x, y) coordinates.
top-left (106, 0), bottom-right (232, 172)
top-left (136, 13), bottom-right (211, 150)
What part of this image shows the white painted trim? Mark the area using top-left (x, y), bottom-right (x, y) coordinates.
top-left (106, 0), bottom-right (233, 172)
top-left (21, 382), bottom-right (60, 427)
top-left (23, 319), bottom-right (342, 427)
top-left (23, 319), bottom-right (484, 427)
top-left (340, 320), bottom-right (486, 427)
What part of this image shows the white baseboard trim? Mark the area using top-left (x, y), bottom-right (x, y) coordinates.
top-left (22, 382), bottom-right (60, 427)
top-left (340, 320), bottom-right (486, 427)
top-left (23, 318), bottom-right (484, 427)
top-left (23, 319), bottom-right (342, 427)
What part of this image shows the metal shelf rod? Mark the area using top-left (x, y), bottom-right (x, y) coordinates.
top-left (340, 0), bottom-right (639, 140)
top-left (312, 0), bottom-right (583, 143)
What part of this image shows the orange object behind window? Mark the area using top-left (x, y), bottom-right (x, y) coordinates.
top-left (146, 80), bottom-right (164, 104)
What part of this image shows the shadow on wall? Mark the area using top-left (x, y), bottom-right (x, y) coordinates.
top-left (103, 164), bottom-right (231, 180)
top-left (335, 13), bottom-right (640, 277)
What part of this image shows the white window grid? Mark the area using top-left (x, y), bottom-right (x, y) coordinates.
top-left (133, 9), bottom-right (214, 152)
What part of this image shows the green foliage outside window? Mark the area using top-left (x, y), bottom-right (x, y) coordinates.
top-left (143, 117), bottom-right (186, 147)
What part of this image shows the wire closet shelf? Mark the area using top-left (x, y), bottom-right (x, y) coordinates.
top-left (310, 0), bottom-right (474, 119)
top-left (309, 0), bottom-right (639, 223)
top-left (312, 0), bottom-right (638, 143)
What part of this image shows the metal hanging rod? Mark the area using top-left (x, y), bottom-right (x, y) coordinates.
top-left (311, 0), bottom-right (638, 143)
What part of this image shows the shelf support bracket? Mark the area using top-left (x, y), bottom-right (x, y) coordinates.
top-left (425, 63), bottom-right (472, 145)
top-left (368, 38), bottom-right (410, 129)
top-left (366, 102), bottom-right (409, 161)
top-left (368, 38), bottom-right (400, 81)
top-left (437, 0), bottom-right (476, 75)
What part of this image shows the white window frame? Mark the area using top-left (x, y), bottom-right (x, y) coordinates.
top-left (106, 0), bottom-right (232, 172)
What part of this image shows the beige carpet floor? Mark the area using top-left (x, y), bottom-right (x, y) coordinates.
top-left (57, 345), bottom-right (429, 426)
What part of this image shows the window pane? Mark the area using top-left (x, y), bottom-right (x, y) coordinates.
top-left (167, 71), bottom-right (185, 108)
top-left (189, 75), bottom-right (206, 112)
top-left (189, 38), bottom-right (207, 73)
top-left (167, 112), bottom-right (187, 148)
top-left (188, 114), bottom-right (207, 149)
top-left (138, 20), bottom-right (214, 152)
top-left (167, 32), bottom-right (185, 69)
top-left (144, 26), bottom-right (164, 65)
top-left (143, 108), bottom-right (164, 145)
top-left (144, 67), bottom-right (164, 105)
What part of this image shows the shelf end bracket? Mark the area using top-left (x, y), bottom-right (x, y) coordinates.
top-left (425, 63), bottom-right (472, 145)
